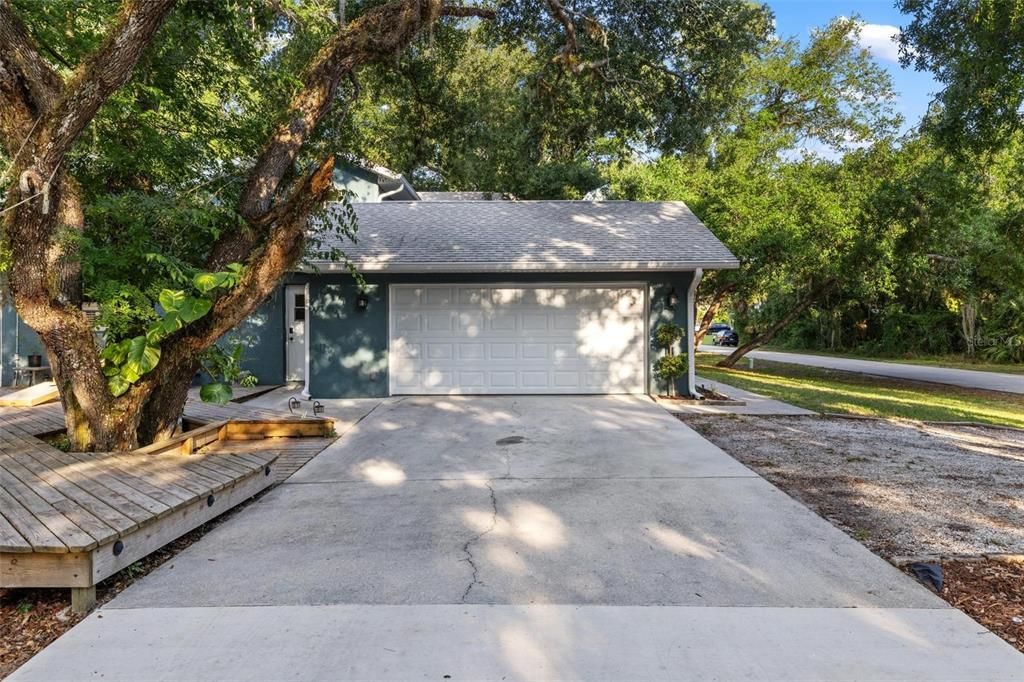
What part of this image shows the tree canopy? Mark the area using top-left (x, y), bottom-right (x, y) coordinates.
top-left (898, 0), bottom-right (1024, 152)
top-left (1, 0), bottom-right (776, 449)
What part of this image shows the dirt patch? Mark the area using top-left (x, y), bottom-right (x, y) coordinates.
top-left (682, 414), bottom-right (1024, 558)
top-left (930, 559), bottom-right (1024, 652)
top-left (0, 492), bottom-right (264, 678)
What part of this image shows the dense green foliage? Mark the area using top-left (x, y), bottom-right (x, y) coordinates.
top-left (2, 0), bottom-right (778, 389)
top-left (328, 0), bottom-right (772, 195)
top-left (898, 0), bottom-right (1024, 152)
top-left (597, 17), bottom-right (1023, 365)
top-left (2, 0), bottom-right (1021, 384)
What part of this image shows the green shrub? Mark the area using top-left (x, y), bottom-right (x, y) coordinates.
top-left (654, 355), bottom-right (687, 396)
top-left (654, 322), bottom-right (684, 350)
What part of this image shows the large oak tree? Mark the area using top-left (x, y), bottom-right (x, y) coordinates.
top-left (1, 0), bottom-right (770, 450)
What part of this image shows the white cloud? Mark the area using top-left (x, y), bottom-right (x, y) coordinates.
top-left (856, 22), bottom-right (902, 63)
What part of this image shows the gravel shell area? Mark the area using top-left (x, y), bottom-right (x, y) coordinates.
top-left (682, 414), bottom-right (1024, 558)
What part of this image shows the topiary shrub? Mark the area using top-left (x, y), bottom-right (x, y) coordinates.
top-left (653, 322), bottom-right (686, 396)
top-left (654, 355), bottom-right (687, 396)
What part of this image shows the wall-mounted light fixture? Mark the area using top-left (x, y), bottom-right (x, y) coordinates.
top-left (356, 292), bottom-right (370, 310)
top-left (666, 288), bottom-right (679, 310)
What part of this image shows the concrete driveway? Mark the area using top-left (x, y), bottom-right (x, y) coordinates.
top-left (13, 396), bottom-right (1023, 680)
top-left (702, 345), bottom-right (1024, 394)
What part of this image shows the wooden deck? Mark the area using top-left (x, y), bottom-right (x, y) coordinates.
top-left (0, 393), bottom-right (335, 611)
top-left (200, 436), bottom-right (336, 482)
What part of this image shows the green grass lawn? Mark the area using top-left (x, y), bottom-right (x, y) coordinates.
top-left (759, 346), bottom-right (1024, 374)
top-left (695, 353), bottom-right (1024, 429)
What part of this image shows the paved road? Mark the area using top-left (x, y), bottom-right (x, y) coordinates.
top-left (703, 345), bottom-right (1024, 394)
top-left (13, 396), bottom-right (1022, 681)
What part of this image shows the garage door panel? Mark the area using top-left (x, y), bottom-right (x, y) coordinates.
top-left (522, 343), bottom-right (548, 359)
top-left (422, 287), bottom-right (453, 305)
top-left (390, 285), bottom-right (645, 395)
top-left (393, 288), bottom-right (421, 306)
top-left (489, 314), bottom-right (517, 331)
top-left (426, 343), bottom-right (454, 360)
top-left (490, 371), bottom-right (517, 389)
top-left (394, 312), bottom-right (422, 332)
top-left (459, 371), bottom-right (486, 388)
top-left (521, 371), bottom-right (549, 389)
top-left (459, 343), bottom-right (485, 360)
top-left (489, 343), bottom-right (516, 360)
top-left (456, 312), bottom-right (483, 335)
top-left (521, 314), bottom-right (549, 331)
top-left (425, 313), bottom-right (453, 331)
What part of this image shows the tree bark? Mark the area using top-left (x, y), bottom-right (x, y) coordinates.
top-left (717, 281), bottom-right (834, 368)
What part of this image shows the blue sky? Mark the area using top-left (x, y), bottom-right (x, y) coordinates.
top-left (765, 0), bottom-right (938, 133)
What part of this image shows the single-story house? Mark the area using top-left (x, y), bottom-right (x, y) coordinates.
top-left (1, 196), bottom-right (738, 398)
top-left (229, 199), bottom-right (738, 398)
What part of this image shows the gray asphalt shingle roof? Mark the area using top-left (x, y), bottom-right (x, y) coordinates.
top-left (311, 200), bottom-right (738, 272)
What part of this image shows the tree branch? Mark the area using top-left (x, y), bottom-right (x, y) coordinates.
top-left (196, 157), bottom-right (337, 349)
top-left (236, 0), bottom-right (443, 221)
top-left (34, 0), bottom-right (176, 174)
top-left (440, 5), bottom-right (496, 19)
top-left (212, 0), bottom-right (453, 269)
top-left (544, 0), bottom-right (578, 56)
top-left (0, 1), bottom-right (63, 104)
top-left (0, 0), bottom-right (63, 144)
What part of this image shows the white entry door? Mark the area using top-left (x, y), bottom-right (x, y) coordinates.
top-left (389, 284), bottom-right (646, 395)
top-left (285, 285), bottom-right (306, 382)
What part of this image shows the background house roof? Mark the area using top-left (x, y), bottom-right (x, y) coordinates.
top-left (310, 200), bottom-right (738, 272)
top-left (419, 191), bottom-right (507, 201)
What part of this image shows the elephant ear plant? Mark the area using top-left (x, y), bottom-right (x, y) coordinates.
top-left (653, 322), bottom-right (687, 398)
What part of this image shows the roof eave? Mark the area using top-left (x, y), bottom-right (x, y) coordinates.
top-left (296, 259), bottom-right (740, 274)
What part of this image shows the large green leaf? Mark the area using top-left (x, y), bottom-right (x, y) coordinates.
top-left (177, 295), bottom-right (212, 323)
top-left (199, 381), bottom-right (233, 405)
top-left (122, 336), bottom-right (161, 381)
top-left (159, 310), bottom-right (184, 335)
top-left (107, 374), bottom-right (131, 397)
top-left (158, 289), bottom-right (185, 313)
top-left (100, 339), bottom-right (130, 364)
top-left (193, 272), bottom-right (228, 293)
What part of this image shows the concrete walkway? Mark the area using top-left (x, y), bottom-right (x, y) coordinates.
top-left (12, 396), bottom-right (1023, 680)
top-left (703, 346), bottom-right (1024, 394)
top-left (657, 375), bottom-right (816, 416)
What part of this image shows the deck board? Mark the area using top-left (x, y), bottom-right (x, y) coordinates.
top-left (0, 470), bottom-right (86, 552)
top-left (0, 391), bottom-right (328, 566)
top-left (0, 486), bottom-right (66, 552)
top-left (59, 451), bottom-right (181, 516)
top-left (0, 509), bottom-right (32, 553)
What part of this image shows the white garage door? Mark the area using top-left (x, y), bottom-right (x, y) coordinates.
top-left (389, 284), bottom-right (646, 395)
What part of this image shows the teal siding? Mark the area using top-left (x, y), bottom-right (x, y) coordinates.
top-left (229, 288), bottom-right (287, 386)
top-left (308, 278), bottom-right (389, 398)
top-left (299, 271), bottom-right (695, 398)
top-left (1, 271), bottom-right (697, 395)
top-left (647, 276), bottom-right (694, 396)
top-left (1, 299), bottom-right (46, 387)
top-left (333, 166), bottom-right (380, 203)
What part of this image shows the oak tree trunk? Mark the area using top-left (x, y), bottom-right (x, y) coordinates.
top-left (694, 283), bottom-right (736, 350)
top-left (717, 281), bottom-right (834, 368)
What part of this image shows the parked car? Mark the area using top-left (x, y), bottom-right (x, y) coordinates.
top-left (712, 327), bottom-right (739, 347)
top-left (708, 322), bottom-right (731, 335)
